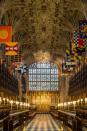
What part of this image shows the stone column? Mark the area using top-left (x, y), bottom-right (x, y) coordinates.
top-left (59, 75), bottom-right (66, 103)
top-left (65, 75), bottom-right (70, 102)
top-left (17, 72), bottom-right (22, 102)
top-left (24, 73), bottom-right (29, 103)
top-left (59, 75), bottom-right (70, 103)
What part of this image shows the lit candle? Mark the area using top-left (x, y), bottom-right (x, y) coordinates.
top-left (28, 103), bottom-right (30, 107)
top-left (16, 101), bottom-right (19, 110)
top-left (23, 103), bottom-right (26, 109)
top-left (6, 98), bottom-right (9, 103)
top-left (10, 100), bottom-right (13, 111)
top-left (20, 102), bottom-right (23, 109)
top-left (0, 97), bottom-right (2, 104)
top-left (3, 98), bottom-right (5, 105)
top-left (73, 101), bottom-right (76, 110)
top-left (85, 98), bottom-right (87, 103)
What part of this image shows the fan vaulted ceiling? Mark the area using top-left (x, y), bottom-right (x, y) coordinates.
top-left (0, 0), bottom-right (87, 66)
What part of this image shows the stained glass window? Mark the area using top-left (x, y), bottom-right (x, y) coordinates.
top-left (29, 62), bottom-right (58, 91)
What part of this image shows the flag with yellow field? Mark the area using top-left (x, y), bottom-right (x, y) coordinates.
top-left (0, 26), bottom-right (12, 42)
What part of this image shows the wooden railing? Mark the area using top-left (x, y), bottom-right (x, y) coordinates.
top-left (76, 109), bottom-right (87, 130)
top-left (0, 108), bottom-right (36, 131)
top-left (50, 108), bottom-right (87, 131)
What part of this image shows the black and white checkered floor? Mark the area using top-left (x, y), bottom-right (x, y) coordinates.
top-left (23, 114), bottom-right (70, 131)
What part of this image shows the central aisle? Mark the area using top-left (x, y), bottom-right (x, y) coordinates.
top-left (23, 114), bottom-right (70, 131)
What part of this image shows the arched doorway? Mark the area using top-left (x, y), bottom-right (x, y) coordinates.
top-left (28, 62), bottom-right (59, 112)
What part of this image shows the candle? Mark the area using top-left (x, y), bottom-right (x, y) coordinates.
top-left (10, 100), bottom-right (13, 111)
top-left (3, 98), bottom-right (5, 105)
top-left (0, 97), bottom-right (2, 104)
top-left (16, 101), bottom-right (19, 110)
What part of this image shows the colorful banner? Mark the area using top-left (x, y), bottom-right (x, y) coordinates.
top-left (71, 42), bottom-right (84, 62)
top-left (65, 49), bottom-right (75, 62)
top-left (73, 31), bottom-right (86, 48)
top-left (0, 26), bottom-right (12, 42)
top-left (72, 31), bottom-right (86, 54)
top-left (65, 49), bottom-right (71, 61)
top-left (65, 48), bottom-right (81, 68)
top-left (63, 49), bottom-right (77, 73)
top-left (62, 62), bottom-right (75, 73)
top-left (63, 20), bottom-right (87, 74)
top-left (5, 42), bottom-right (19, 56)
top-left (79, 19), bottom-right (87, 39)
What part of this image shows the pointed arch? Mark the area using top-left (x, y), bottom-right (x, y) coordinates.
top-left (28, 61), bottom-right (59, 91)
